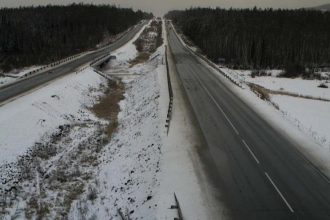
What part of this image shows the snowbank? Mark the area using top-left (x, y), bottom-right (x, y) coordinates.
top-left (69, 46), bottom-right (166, 219)
top-left (0, 68), bottom-right (107, 165)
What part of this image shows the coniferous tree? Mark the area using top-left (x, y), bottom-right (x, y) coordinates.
top-left (166, 8), bottom-right (330, 69)
top-left (0, 4), bottom-right (152, 71)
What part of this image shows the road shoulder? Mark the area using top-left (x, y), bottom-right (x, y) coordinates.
top-left (156, 33), bottom-right (228, 219)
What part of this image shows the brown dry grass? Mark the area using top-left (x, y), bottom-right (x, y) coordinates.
top-left (249, 83), bottom-right (270, 101)
top-left (249, 82), bottom-right (330, 102)
top-left (129, 52), bottom-right (150, 67)
top-left (91, 80), bottom-right (125, 136)
top-left (129, 19), bottom-right (163, 68)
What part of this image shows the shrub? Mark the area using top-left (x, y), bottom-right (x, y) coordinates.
top-left (318, 83), bottom-right (328, 88)
top-left (281, 62), bottom-right (305, 78)
top-left (251, 69), bottom-right (267, 78)
top-left (87, 186), bottom-right (98, 201)
top-left (249, 84), bottom-right (270, 101)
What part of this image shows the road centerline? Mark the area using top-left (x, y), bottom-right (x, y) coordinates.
top-left (242, 140), bottom-right (260, 164)
top-left (264, 172), bottom-right (295, 213)
top-left (192, 72), bottom-right (240, 135)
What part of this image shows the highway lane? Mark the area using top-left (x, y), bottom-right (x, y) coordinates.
top-left (167, 26), bottom-right (330, 219)
top-left (0, 21), bottom-right (146, 103)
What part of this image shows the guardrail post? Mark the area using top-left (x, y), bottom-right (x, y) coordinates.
top-left (165, 45), bottom-right (174, 135)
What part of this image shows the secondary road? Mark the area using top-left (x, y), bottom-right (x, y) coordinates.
top-left (0, 21), bottom-right (146, 104)
top-left (167, 25), bottom-right (330, 219)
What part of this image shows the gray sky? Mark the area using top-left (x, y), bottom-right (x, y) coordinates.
top-left (0, 0), bottom-right (329, 15)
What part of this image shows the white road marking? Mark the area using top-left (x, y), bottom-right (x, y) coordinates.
top-left (242, 140), bottom-right (260, 164)
top-left (264, 172), bottom-right (295, 213)
top-left (194, 76), bottom-right (240, 135)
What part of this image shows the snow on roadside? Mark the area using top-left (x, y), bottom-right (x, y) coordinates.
top-left (0, 20), bottom-right (166, 219)
top-left (0, 66), bottom-right (44, 86)
top-left (271, 95), bottom-right (330, 149)
top-left (206, 66), bottom-right (330, 177)
top-left (0, 68), bottom-right (107, 165)
top-left (172, 19), bottom-right (330, 182)
top-left (244, 75), bottom-right (330, 100)
top-left (231, 70), bottom-right (330, 151)
top-left (69, 47), bottom-right (166, 220)
top-left (213, 64), bottom-right (330, 164)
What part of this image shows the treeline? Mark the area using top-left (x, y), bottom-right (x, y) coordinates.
top-left (166, 8), bottom-right (330, 69)
top-left (0, 4), bottom-right (152, 71)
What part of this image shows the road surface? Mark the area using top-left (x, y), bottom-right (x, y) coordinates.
top-left (0, 21), bottom-right (146, 104)
top-left (167, 25), bottom-right (330, 219)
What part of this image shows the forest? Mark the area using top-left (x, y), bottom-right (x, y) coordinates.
top-left (0, 4), bottom-right (151, 71)
top-left (166, 8), bottom-right (330, 70)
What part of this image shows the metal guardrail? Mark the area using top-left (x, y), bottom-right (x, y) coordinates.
top-left (90, 53), bottom-right (112, 67)
top-left (19, 53), bottom-right (82, 79)
top-left (170, 193), bottom-right (183, 220)
top-left (0, 53), bottom-right (82, 90)
top-left (169, 22), bottom-right (244, 88)
top-left (165, 45), bottom-right (174, 135)
top-left (0, 21), bottom-right (147, 91)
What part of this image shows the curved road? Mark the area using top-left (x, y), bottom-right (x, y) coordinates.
top-left (167, 26), bottom-right (330, 219)
top-left (0, 21), bottom-right (146, 104)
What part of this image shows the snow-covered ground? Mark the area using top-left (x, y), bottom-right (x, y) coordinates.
top-left (0, 68), bottom-right (106, 166)
top-left (0, 19), bottom-right (175, 219)
top-left (240, 70), bottom-right (330, 100)
top-left (205, 64), bottom-right (330, 177)
top-left (0, 18), bottom-right (227, 219)
top-left (272, 95), bottom-right (330, 147)
top-left (0, 21), bottom-right (152, 218)
top-left (70, 51), bottom-right (166, 219)
top-left (230, 70), bottom-right (330, 151)
top-left (0, 66), bottom-right (110, 218)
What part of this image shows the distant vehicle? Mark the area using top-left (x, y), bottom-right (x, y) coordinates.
top-left (48, 71), bottom-right (53, 74)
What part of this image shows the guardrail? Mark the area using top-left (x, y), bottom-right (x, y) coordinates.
top-left (169, 22), bottom-right (244, 88)
top-left (0, 21), bottom-right (147, 91)
top-left (170, 193), bottom-right (183, 220)
top-left (164, 45), bottom-right (174, 135)
top-left (19, 53), bottom-right (83, 79)
top-left (90, 54), bottom-right (112, 67)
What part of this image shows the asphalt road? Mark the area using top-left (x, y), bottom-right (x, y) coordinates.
top-left (167, 26), bottom-right (330, 219)
top-left (0, 21), bottom-right (146, 104)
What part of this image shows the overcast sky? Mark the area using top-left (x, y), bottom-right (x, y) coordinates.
top-left (0, 0), bottom-right (329, 15)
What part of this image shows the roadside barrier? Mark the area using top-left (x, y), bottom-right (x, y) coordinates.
top-left (164, 45), bottom-right (174, 135)
top-left (0, 21), bottom-right (148, 91)
top-left (19, 53), bottom-right (82, 79)
top-left (90, 54), bottom-right (112, 67)
top-left (170, 193), bottom-right (183, 220)
top-left (169, 22), bottom-right (244, 88)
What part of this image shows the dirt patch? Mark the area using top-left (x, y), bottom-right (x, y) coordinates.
top-left (129, 19), bottom-right (163, 67)
top-left (249, 82), bottom-right (330, 102)
top-left (0, 70), bottom-right (126, 219)
top-left (91, 80), bottom-right (125, 136)
top-left (0, 121), bottom-right (110, 219)
top-left (129, 52), bottom-right (151, 67)
top-left (249, 83), bottom-right (270, 101)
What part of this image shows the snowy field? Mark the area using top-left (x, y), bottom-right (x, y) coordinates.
top-left (0, 67), bottom-right (109, 218)
top-left (235, 71), bottom-right (330, 150)
top-left (70, 51), bottom-right (166, 219)
top-left (0, 19), bottom-right (172, 219)
top-left (201, 66), bottom-right (330, 177)
top-left (242, 71), bottom-right (330, 100)
top-left (0, 68), bottom-right (107, 166)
